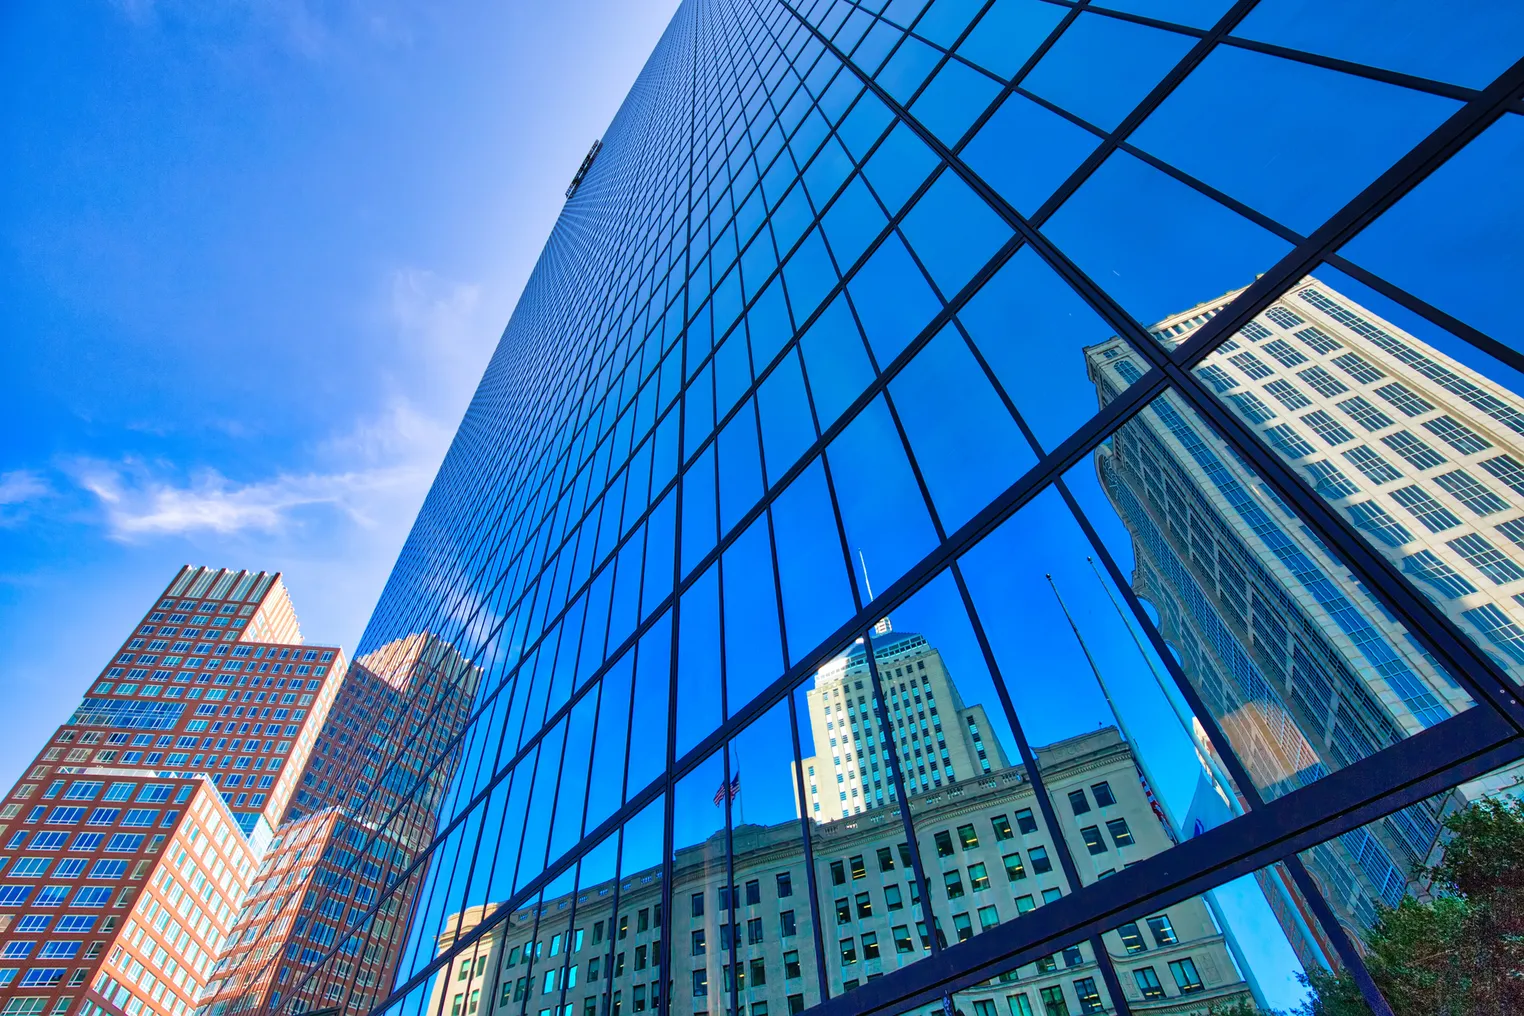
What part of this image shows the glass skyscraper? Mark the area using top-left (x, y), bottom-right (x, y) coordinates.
top-left (260, 4), bottom-right (1524, 1016)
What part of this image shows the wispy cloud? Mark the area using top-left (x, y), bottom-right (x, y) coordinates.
top-left (68, 266), bottom-right (497, 542)
top-left (0, 471), bottom-right (51, 527)
top-left (108, 0), bottom-right (414, 60)
top-left (0, 471), bottom-right (49, 506)
top-left (70, 454), bottom-right (433, 538)
top-left (387, 268), bottom-right (497, 408)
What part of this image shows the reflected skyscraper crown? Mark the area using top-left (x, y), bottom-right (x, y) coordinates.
top-left (796, 628), bottom-right (1008, 824)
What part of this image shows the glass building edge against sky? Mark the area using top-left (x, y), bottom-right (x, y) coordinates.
top-left (362, 53), bottom-right (1505, 1016)
top-left (221, 5), bottom-right (1524, 1016)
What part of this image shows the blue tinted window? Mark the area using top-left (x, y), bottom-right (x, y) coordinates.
top-left (848, 233), bottom-right (943, 364)
top-left (900, 172), bottom-right (1013, 297)
top-left (892, 325), bottom-right (1034, 529)
top-left (1022, 13), bottom-right (1195, 131)
top-left (963, 91), bottom-right (1101, 216)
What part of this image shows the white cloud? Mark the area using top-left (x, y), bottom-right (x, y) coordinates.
top-left (319, 396), bottom-right (455, 468)
top-left (387, 267), bottom-right (500, 410)
top-left (71, 454), bottom-right (433, 538)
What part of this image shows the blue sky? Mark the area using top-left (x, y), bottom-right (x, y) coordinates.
top-left (0, 0), bottom-right (680, 790)
top-left (10, 3), bottom-right (1513, 1008)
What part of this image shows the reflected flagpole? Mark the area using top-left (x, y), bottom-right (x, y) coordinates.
top-left (1047, 571), bottom-right (1177, 842)
top-left (734, 760), bottom-right (744, 826)
top-left (1084, 556), bottom-right (1241, 819)
top-left (1046, 572), bottom-right (1127, 737)
top-left (714, 761), bottom-right (743, 824)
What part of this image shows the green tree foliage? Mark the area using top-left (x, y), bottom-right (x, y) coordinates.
top-left (1205, 1000), bottom-right (1279, 1016)
top-left (1294, 796), bottom-right (1524, 1015)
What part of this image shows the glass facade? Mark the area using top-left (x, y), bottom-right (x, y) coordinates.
top-left (268, 4), bottom-right (1524, 1016)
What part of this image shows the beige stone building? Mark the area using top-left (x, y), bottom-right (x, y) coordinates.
top-left (430, 727), bottom-right (1249, 1016)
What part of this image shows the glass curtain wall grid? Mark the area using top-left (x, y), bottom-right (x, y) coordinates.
top-left (240, 4), bottom-right (1524, 1016)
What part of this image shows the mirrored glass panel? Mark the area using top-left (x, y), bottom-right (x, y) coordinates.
top-left (792, 632), bottom-right (939, 1002)
top-left (1099, 864), bottom-right (1321, 1016)
top-left (1287, 767), bottom-right (1524, 1016)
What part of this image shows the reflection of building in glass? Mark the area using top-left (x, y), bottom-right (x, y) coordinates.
top-left (796, 626), bottom-right (1008, 823)
top-left (432, 654), bottom-right (1250, 1016)
top-left (286, 633), bottom-right (483, 841)
top-left (1173, 720), bottom-right (1339, 974)
top-left (1181, 278), bottom-right (1524, 691)
top-left (196, 810), bottom-right (406, 1016)
top-left (200, 635), bottom-right (482, 1016)
top-left (1085, 279), bottom-right (1524, 949)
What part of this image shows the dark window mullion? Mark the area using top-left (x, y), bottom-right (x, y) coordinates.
top-left (1322, 252), bottom-right (1524, 383)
